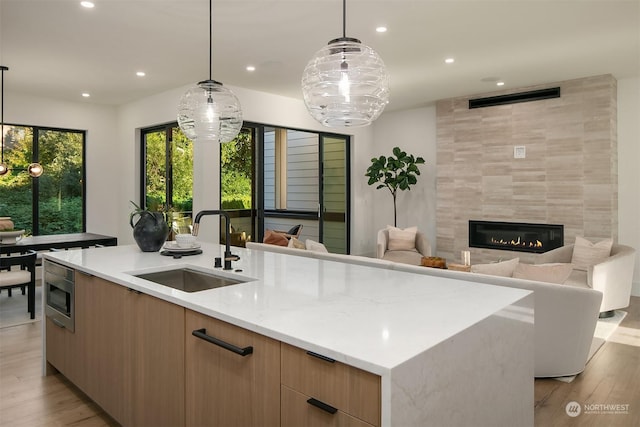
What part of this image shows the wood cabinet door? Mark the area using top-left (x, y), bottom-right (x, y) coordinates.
top-left (281, 385), bottom-right (374, 427)
top-left (129, 291), bottom-right (185, 427)
top-left (44, 317), bottom-right (66, 375)
top-left (185, 309), bottom-right (281, 427)
top-left (81, 275), bottom-right (129, 425)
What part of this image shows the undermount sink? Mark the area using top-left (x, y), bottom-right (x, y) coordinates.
top-left (133, 268), bottom-right (246, 292)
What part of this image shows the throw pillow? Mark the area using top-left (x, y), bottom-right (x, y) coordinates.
top-left (263, 229), bottom-right (288, 247)
top-left (513, 263), bottom-right (573, 284)
top-left (470, 258), bottom-right (519, 277)
top-left (287, 237), bottom-right (306, 250)
top-left (571, 236), bottom-right (613, 271)
top-left (305, 239), bottom-right (329, 253)
top-left (387, 225), bottom-right (418, 251)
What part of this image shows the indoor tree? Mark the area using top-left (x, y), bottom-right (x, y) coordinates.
top-left (365, 146), bottom-right (425, 227)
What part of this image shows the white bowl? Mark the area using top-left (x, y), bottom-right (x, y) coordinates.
top-left (175, 233), bottom-right (197, 248)
top-left (0, 229), bottom-right (25, 245)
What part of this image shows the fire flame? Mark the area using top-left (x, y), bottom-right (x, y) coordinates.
top-left (490, 237), bottom-right (543, 248)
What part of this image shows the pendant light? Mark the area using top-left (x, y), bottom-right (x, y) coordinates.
top-left (301, 0), bottom-right (390, 128)
top-left (177, 0), bottom-right (242, 143)
top-left (0, 65), bottom-right (44, 177)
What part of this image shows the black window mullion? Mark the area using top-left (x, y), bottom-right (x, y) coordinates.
top-left (166, 125), bottom-right (174, 211)
top-left (32, 127), bottom-right (40, 235)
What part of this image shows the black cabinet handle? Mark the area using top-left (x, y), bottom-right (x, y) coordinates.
top-left (307, 398), bottom-right (337, 415)
top-left (192, 328), bottom-right (253, 356)
top-left (306, 350), bottom-right (335, 363)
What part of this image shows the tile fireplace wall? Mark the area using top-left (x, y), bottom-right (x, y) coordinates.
top-left (436, 74), bottom-right (617, 264)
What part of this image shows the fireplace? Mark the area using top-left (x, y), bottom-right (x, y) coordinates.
top-left (469, 221), bottom-right (563, 254)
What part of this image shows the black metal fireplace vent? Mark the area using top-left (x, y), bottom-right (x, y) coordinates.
top-left (468, 87), bottom-right (560, 109)
top-left (469, 220), bottom-right (563, 254)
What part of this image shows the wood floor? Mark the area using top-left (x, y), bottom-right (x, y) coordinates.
top-left (534, 296), bottom-right (640, 427)
top-left (1, 297), bottom-right (639, 427)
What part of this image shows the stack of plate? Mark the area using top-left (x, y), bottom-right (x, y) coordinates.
top-left (160, 241), bottom-right (202, 257)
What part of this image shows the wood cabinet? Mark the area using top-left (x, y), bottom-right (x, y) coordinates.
top-left (127, 289), bottom-right (185, 427)
top-left (185, 309), bottom-right (281, 427)
top-left (281, 385), bottom-right (374, 427)
top-left (45, 271), bottom-right (185, 427)
top-left (46, 269), bottom-right (382, 427)
top-left (44, 269), bottom-right (91, 386)
top-left (44, 316), bottom-right (67, 374)
top-left (281, 343), bottom-right (381, 427)
top-left (79, 274), bottom-right (129, 423)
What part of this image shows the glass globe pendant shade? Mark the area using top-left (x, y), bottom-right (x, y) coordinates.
top-left (302, 37), bottom-right (390, 128)
top-left (0, 162), bottom-right (8, 176)
top-left (27, 162), bottom-right (44, 177)
top-left (177, 79), bottom-right (243, 143)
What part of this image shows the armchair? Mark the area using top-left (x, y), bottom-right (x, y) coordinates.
top-left (538, 243), bottom-right (636, 315)
top-left (377, 228), bottom-right (431, 265)
top-left (0, 250), bottom-right (37, 319)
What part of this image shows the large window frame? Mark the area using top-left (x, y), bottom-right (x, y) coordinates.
top-left (0, 123), bottom-right (86, 235)
top-left (139, 121), bottom-right (351, 253)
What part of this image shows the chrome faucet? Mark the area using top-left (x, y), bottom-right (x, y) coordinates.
top-left (192, 210), bottom-right (239, 270)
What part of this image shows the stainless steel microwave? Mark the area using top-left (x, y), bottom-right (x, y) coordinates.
top-left (44, 260), bottom-right (75, 332)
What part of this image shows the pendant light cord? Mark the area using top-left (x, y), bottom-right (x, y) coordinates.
top-left (0, 66), bottom-right (5, 162)
top-left (208, 0), bottom-right (213, 81)
top-left (342, 0), bottom-right (346, 38)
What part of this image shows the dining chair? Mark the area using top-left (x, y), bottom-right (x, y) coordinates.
top-left (0, 250), bottom-right (37, 319)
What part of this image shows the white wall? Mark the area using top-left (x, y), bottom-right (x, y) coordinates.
top-left (617, 76), bottom-right (640, 296)
top-left (4, 91), bottom-right (120, 237)
top-left (369, 106), bottom-right (438, 254)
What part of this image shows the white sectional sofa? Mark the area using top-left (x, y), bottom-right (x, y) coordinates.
top-left (245, 241), bottom-right (604, 378)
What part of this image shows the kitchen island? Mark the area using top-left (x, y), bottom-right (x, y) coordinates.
top-left (43, 243), bottom-right (534, 427)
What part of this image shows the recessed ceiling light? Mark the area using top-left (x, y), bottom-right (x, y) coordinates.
top-left (136, 71), bottom-right (146, 77)
top-left (82, 93), bottom-right (90, 98)
top-left (246, 65), bottom-right (256, 72)
top-left (376, 26), bottom-right (387, 33)
top-left (496, 81), bottom-right (505, 86)
top-left (445, 58), bottom-right (455, 64)
top-left (80, 1), bottom-right (95, 8)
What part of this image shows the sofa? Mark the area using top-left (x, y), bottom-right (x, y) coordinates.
top-left (245, 241), bottom-right (604, 378)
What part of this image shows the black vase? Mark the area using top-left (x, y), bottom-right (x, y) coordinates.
top-left (130, 211), bottom-right (170, 252)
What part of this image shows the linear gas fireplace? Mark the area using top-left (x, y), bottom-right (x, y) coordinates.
top-left (469, 221), bottom-right (564, 254)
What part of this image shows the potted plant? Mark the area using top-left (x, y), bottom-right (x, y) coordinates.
top-left (129, 201), bottom-right (170, 252)
top-left (365, 147), bottom-right (425, 227)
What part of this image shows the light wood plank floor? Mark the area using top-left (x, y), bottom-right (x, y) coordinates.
top-left (1, 297), bottom-right (638, 426)
top-left (534, 296), bottom-right (640, 427)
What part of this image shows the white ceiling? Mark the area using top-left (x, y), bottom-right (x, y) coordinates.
top-left (1, 0), bottom-right (638, 112)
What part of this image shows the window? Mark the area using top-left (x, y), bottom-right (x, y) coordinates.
top-left (0, 124), bottom-right (85, 235)
top-left (141, 123), bottom-right (193, 232)
top-left (140, 122), bottom-right (350, 253)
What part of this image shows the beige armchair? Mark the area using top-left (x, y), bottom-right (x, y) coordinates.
top-left (377, 228), bottom-right (432, 265)
top-left (537, 243), bottom-right (636, 316)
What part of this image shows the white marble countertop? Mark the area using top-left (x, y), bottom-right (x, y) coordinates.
top-left (43, 243), bottom-right (531, 375)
